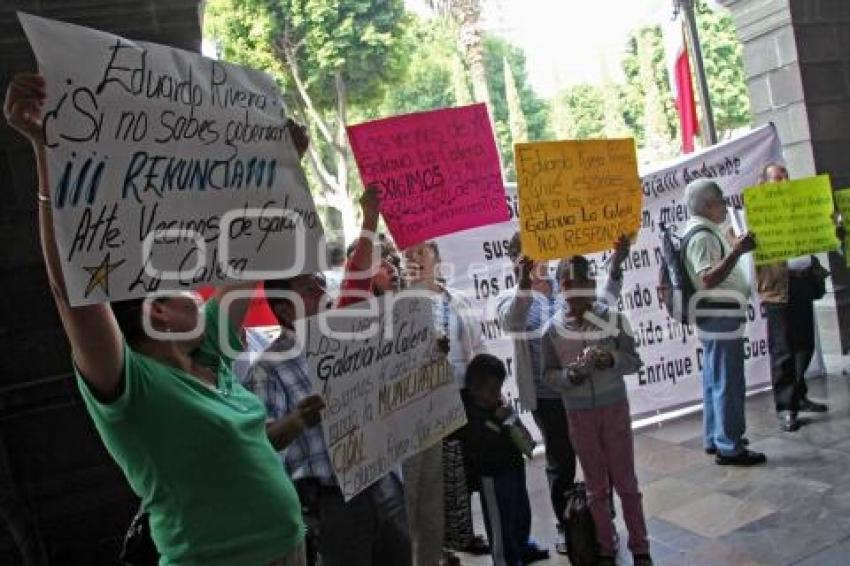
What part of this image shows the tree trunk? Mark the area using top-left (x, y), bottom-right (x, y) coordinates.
top-left (637, 31), bottom-right (674, 161)
top-left (333, 71), bottom-right (360, 244)
top-left (454, 0), bottom-right (491, 110)
top-left (274, 39), bottom-right (359, 244)
top-left (503, 56), bottom-right (528, 143)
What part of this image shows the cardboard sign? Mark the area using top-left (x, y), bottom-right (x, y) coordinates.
top-left (744, 175), bottom-right (840, 265)
top-left (303, 294), bottom-right (465, 500)
top-left (347, 103), bottom-right (509, 249)
top-left (515, 138), bottom-right (642, 260)
top-left (20, 13), bottom-right (324, 305)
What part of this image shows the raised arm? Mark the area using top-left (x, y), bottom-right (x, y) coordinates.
top-left (336, 187), bottom-right (380, 308)
top-left (497, 256), bottom-right (534, 332)
top-left (5, 73), bottom-right (124, 401)
top-left (598, 234), bottom-right (629, 304)
top-left (347, 187), bottom-right (380, 273)
top-left (213, 120), bottom-right (310, 331)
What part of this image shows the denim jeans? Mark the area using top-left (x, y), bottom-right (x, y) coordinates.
top-left (697, 315), bottom-right (747, 457)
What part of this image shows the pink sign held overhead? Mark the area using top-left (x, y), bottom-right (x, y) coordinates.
top-left (347, 103), bottom-right (509, 249)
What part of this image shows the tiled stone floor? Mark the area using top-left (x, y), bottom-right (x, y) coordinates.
top-left (459, 302), bottom-right (850, 565)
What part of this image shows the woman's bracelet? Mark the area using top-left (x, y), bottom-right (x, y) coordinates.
top-left (37, 192), bottom-right (50, 204)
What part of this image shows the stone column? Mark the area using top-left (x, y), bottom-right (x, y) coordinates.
top-left (0, 2), bottom-right (202, 562)
top-left (720, 0), bottom-right (850, 355)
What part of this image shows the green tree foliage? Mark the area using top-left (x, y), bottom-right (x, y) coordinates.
top-left (621, 4), bottom-right (751, 149)
top-left (482, 34), bottom-right (550, 180)
top-left (695, 4), bottom-right (751, 136)
top-left (204, 0), bottom-right (410, 240)
top-left (504, 57), bottom-right (529, 144)
top-left (621, 26), bottom-right (677, 148)
top-left (372, 19), bottom-right (459, 117)
top-left (637, 30), bottom-right (677, 160)
top-left (550, 84), bottom-right (605, 140)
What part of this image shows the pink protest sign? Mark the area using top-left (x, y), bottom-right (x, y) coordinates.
top-left (347, 103), bottom-right (509, 249)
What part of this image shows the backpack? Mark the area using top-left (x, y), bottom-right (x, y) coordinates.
top-left (563, 483), bottom-right (598, 566)
top-left (657, 222), bottom-right (724, 325)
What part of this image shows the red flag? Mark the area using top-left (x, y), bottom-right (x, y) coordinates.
top-left (197, 283), bottom-right (278, 327)
top-left (665, 18), bottom-right (700, 153)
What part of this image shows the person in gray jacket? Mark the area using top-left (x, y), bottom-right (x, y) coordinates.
top-left (543, 255), bottom-right (652, 566)
top-left (496, 232), bottom-right (629, 554)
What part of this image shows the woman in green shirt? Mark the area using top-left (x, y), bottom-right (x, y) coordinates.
top-left (4, 73), bottom-right (323, 565)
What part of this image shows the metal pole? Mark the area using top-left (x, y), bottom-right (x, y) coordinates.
top-left (678, 0), bottom-right (718, 145)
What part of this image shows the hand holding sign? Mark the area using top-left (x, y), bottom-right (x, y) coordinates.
top-left (296, 394), bottom-right (326, 428)
top-left (19, 13), bottom-right (324, 305)
top-left (743, 174), bottom-right (839, 265)
top-left (347, 103), bottom-right (509, 249)
top-left (515, 138), bottom-right (643, 261)
top-left (4, 73), bottom-right (45, 146)
top-left (732, 232), bottom-right (756, 255)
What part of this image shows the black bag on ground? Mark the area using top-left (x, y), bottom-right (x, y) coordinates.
top-left (563, 482), bottom-right (598, 566)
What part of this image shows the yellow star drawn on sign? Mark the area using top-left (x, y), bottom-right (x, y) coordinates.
top-left (83, 253), bottom-right (126, 298)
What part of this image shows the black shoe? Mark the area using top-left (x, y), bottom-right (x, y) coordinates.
top-left (716, 449), bottom-right (767, 466)
top-left (554, 524), bottom-right (568, 555)
top-left (780, 413), bottom-right (802, 432)
top-left (633, 553), bottom-right (655, 566)
top-left (458, 535), bottom-right (490, 555)
top-left (522, 544), bottom-right (549, 564)
top-left (799, 398), bottom-right (828, 413)
top-left (596, 556), bottom-right (617, 566)
top-left (706, 437), bottom-right (748, 455)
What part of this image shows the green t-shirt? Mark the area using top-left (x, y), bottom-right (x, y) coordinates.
top-left (76, 300), bottom-right (304, 566)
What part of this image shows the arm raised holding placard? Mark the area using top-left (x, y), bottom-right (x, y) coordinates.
top-left (5, 73), bottom-right (126, 401)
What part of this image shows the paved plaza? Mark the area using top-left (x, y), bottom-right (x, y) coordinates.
top-left (461, 303), bottom-right (850, 565)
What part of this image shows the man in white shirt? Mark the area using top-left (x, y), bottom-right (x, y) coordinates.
top-left (683, 179), bottom-right (767, 467)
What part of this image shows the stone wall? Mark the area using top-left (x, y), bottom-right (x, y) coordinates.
top-left (0, 3), bottom-right (201, 563)
top-left (721, 0), bottom-right (850, 354)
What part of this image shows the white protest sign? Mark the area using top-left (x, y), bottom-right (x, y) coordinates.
top-left (436, 124), bottom-right (781, 426)
top-left (303, 294), bottom-right (465, 500)
top-left (20, 13), bottom-right (324, 305)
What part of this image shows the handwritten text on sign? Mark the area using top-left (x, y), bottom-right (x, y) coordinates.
top-left (834, 189), bottom-right (850, 267)
top-left (743, 174), bottom-right (840, 265)
top-left (304, 294), bottom-right (465, 500)
top-left (347, 103), bottom-right (509, 249)
top-left (20, 13), bottom-right (323, 305)
top-left (515, 138), bottom-right (642, 260)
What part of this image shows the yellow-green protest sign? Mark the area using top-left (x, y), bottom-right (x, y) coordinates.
top-left (743, 174), bottom-right (840, 265)
top-left (515, 138), bottom-right (642, 261)
top-left (834, 188), bottom-right (850, 266)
